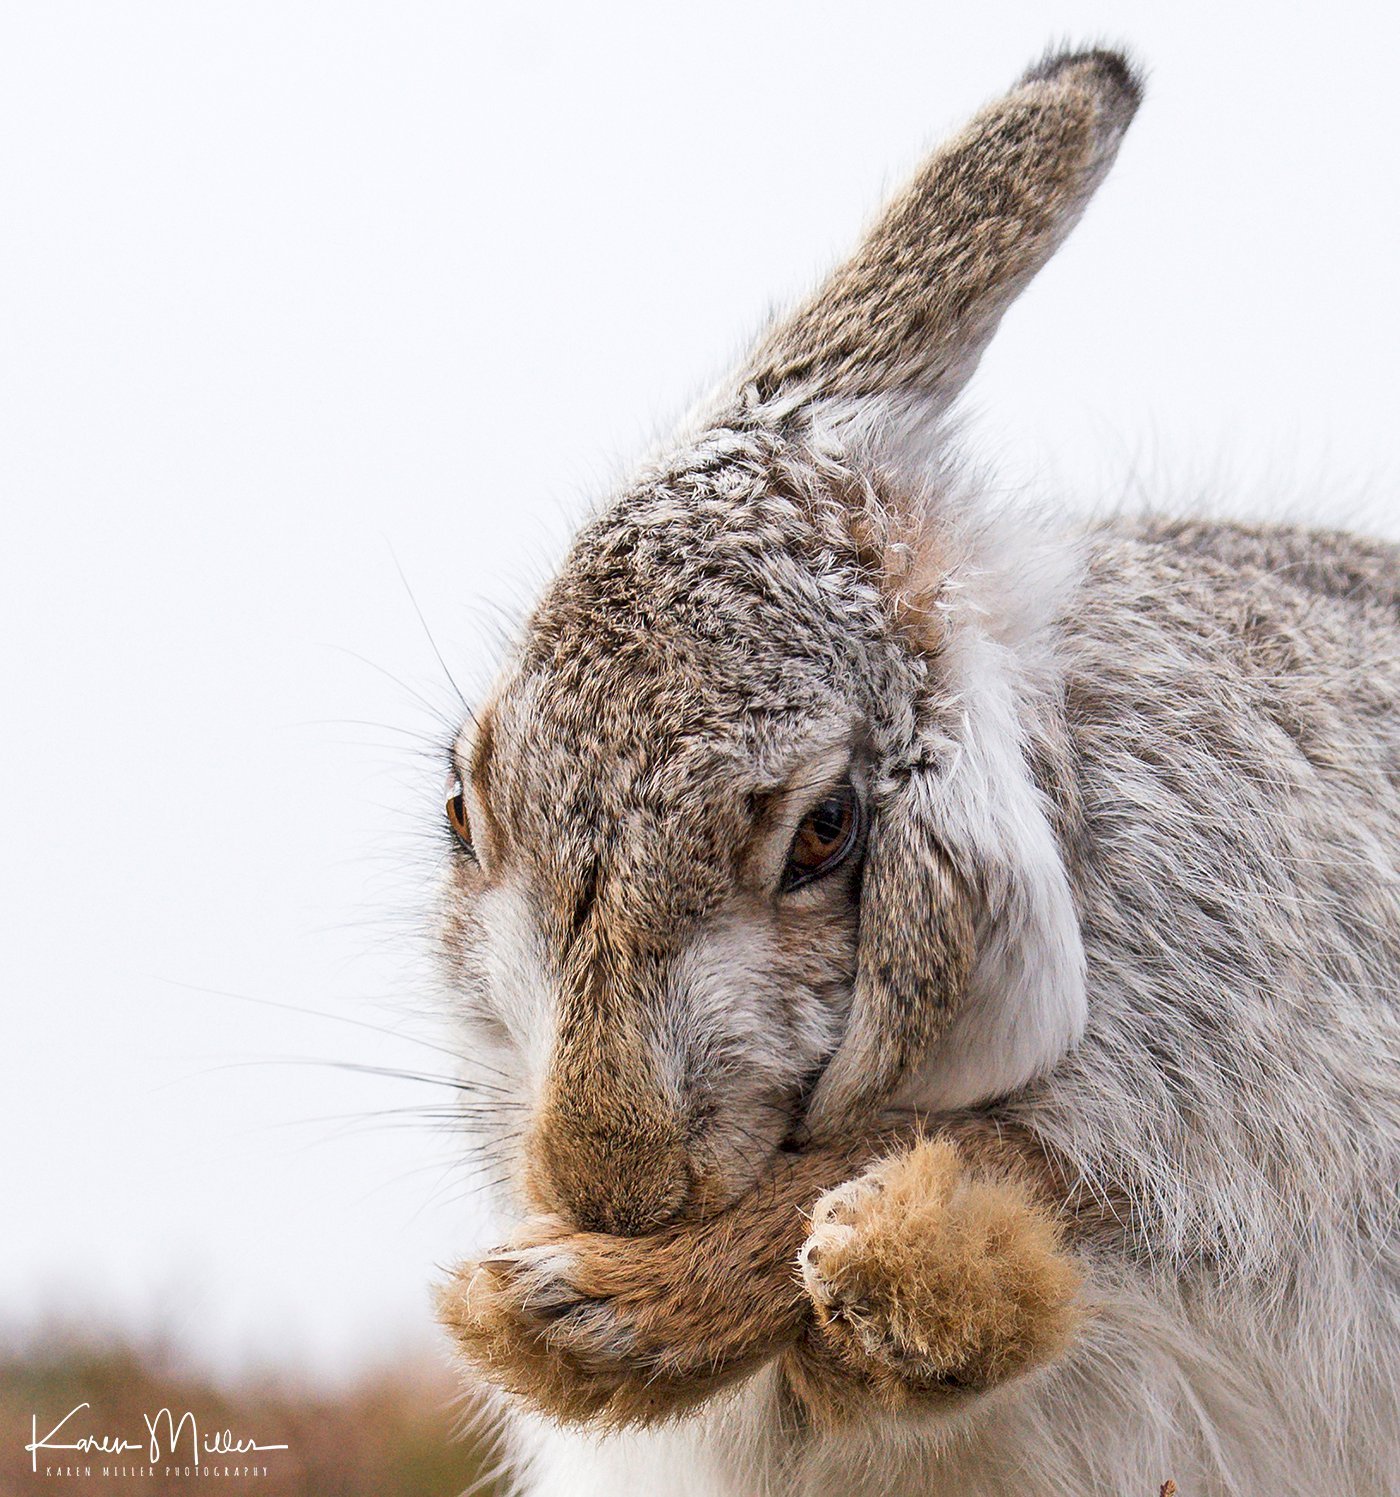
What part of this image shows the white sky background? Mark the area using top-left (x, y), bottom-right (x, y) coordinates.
top-left (1, 2), bottom-right (1396, 1379)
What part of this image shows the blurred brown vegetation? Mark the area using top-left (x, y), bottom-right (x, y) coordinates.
top-left (0, 1329), bottom-right (504, 1497)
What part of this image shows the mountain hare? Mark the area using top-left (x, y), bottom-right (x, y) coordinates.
top-left (435, 48), bottom-right (1400, 1496)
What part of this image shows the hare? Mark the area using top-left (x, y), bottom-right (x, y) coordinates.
top-left (434, 48), bottom-right (1400, 1496)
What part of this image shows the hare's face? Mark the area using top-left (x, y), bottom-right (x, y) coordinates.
top-left (438, 463), bottom-right (910, 1233)
top-left (435, 50), bottom-right (1137, 1232)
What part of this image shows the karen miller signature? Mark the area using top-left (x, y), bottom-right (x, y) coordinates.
top-left (27, 1403), bottom-right (289, 1474)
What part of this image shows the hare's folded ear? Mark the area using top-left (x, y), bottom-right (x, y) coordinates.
top-left (803, 768), bottom-right (976, 1139)
top-left (740, 48), bottom-right (1141, 421)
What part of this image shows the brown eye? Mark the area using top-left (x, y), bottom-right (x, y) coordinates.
top-left (782, 783), bottom-right (862, 892)
top-left (445, 774), bottom-right (475, 854)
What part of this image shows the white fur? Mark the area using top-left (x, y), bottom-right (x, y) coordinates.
top-left (904, 506), bottom-right (1089, 1108)
top-left (475, 880), bottom-right (558, 1089)
top-left (440, 51), bottom-right (1397, 1488)
top-left (515, 1273), bottom-right (1394, 1496)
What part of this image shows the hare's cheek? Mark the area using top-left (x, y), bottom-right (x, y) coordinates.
top-left (450, 883), bottom-right (554, 1062)
top-left (684, 903), bottom-right (856, 1038)
top-left (655, 918), bottom-right (856, 1209)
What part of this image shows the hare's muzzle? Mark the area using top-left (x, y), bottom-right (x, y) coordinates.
top-left (523, 957), bottom-right (695, 1234)
top-left (525, 1087), bottom-right (693, 1235)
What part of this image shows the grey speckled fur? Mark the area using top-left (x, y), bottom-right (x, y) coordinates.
top-left (435, 47), bottom-right (1399, 1496)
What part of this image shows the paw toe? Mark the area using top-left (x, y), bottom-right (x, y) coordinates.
top-left (797, 1145), bottom-right (1082, 1399)
top-left (809, 1171), bottom-right (882, 1230)
top-left (798, 1220), bottom-right (856, 1306)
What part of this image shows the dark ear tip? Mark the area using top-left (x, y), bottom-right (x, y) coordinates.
top-left (1020, 46), bottom-right (1145, 125)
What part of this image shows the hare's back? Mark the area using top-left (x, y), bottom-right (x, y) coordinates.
top-left (1113, 515), bottom-right (1400, 617)
top-left (1066, 515), bottom-right (1400, 1016)
top-left (1077, 518), bottom-right (1400, 770)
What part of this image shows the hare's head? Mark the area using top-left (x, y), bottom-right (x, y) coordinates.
top-left (439, 51), bottom-right (1139, 1234)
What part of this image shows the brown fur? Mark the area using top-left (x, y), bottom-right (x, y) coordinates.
top-left (786, 1138), bottom-right (1081, 1427)
top-left (527, 924), bottom-right (693, 1234)
top-left (437, 1128), bottom-right (1081, 1429)
top-left (437, 1141), bottom-right (874, 1428)
top-left (438, 37), bottom-right (1120, 1455)
top-left (433, 37), bottom-right (1399, 1489)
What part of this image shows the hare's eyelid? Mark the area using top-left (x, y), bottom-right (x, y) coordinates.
top-left (449, 705), bottom-right (498, 790)
top-left (743, 745), bottom-right (866, 893)
top-left (769, 764), bottom-right (861, 838)
top-left (442, 724), bottom-right (504, 871)
top-left (442, 748), bottom-right (476, 811)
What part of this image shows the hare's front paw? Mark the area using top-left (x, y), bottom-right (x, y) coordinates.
top-left (794, 1138), bottom-right (1081, 1417)
top-left (437, 1183), bottom-right (816, 1428)
top-left (437, 1228), bottom-right (641, 1422)
top-left (438, 1223), bottom-right (697, 1426)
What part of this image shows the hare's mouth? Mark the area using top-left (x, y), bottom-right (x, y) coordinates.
top-left (516, 1070), bottom-right (811, 1235)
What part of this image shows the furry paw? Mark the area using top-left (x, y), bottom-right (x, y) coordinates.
top-left (437, 1223), bottom-right (668, 1424)
top-left (437, 1145), bottom-right (859, 1427)
top-left (794, 1138), bottom-right (1081, 1414)
top-left (438, 1215), bottom-right (749, 1426)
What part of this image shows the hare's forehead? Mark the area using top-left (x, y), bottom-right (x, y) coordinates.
top-left (481, 663), bottom-right (850, 794)
top-left (455, 479), bottom-right (898, 805)
top-left (456, 658), bottom-right (861, 828)
top-left (525, 478), bottom-right (888, 659)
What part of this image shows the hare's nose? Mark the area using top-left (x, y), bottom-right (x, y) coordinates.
top-left (530, 942), bottom-right (696, 1232)
top-left (525, 1095), bottom-right (693, 1235)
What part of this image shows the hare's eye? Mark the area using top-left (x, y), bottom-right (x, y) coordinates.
top-left (782, 783), bottom-right (862, 892)
top-left (445, 774), bottom-right (475, 854)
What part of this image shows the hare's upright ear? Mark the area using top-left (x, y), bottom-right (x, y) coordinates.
top-left (740, 49), bottom-right (1141, 420)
